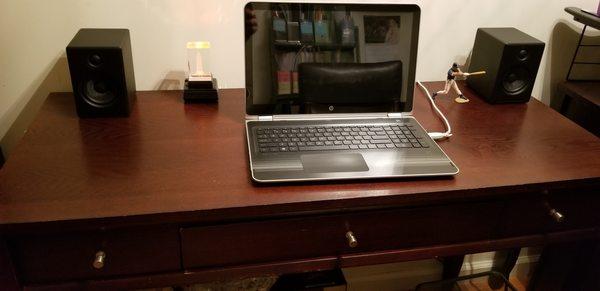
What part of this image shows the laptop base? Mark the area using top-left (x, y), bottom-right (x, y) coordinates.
top-left (246, 117), bottom-right (459, 183)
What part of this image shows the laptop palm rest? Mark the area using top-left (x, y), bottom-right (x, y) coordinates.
top-left (301, 153), bottom-right (369, 173)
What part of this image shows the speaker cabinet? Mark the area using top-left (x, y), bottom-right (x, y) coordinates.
top-left (67, 29), bottom-right (136, 117)
top-left (467, 28), bottom-right (544, 103)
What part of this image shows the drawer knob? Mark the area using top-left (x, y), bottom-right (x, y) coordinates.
top-left (549, 209), bottom-right (564, 223)
top-left (93, 251), bottom-right (106, 269)
top-left (346, 231), bottom-right (358, 248)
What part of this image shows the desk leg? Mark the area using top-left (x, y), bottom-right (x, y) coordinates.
top-left (529, 240), bottom-right (600, 291)
top-left (0, 238), bottom-right (20, 291)
top-left (488, 248), bottom-right (520, 289)
top-left (441, 255), bottom-right (465, 279)
top-left (439, 255), bottom-right (465, 291)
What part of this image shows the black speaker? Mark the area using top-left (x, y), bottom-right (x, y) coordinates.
top-left (67, 28), bottom-right (136, 117)
top-left (467, 28), bottom-right (544, 103)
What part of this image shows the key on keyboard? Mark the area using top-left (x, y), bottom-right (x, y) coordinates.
top-left (255, 124), bottom-right (429, 153)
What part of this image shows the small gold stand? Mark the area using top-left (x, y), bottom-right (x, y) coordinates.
top-left (455, 97), bottom-right (470, 104)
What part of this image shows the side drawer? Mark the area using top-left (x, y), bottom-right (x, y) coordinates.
top-left (181, 201), bottom-right (502, 269)
top-left (10, 227), bottom-right (181, 283)
top-left (546, 189), bottom-right (600, 232)
top-left (497, 189), bottom-right (600, 237)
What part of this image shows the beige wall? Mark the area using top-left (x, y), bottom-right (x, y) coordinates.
top-left (1, 0), bottom-right (599, 157)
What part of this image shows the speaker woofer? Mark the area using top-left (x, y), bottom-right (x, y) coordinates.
top-left (502, 67), bottom-right (530, 95)
top-left (80, 79), bottom-right (116, 107)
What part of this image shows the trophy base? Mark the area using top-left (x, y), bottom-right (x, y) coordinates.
top-left (183, 78), bottom-right (218, 103)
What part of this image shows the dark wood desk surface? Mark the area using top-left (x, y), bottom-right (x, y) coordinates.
top-left (1, 82), bottom-right (599, 230)
top-left (1, 82), bottom-right (600, 290)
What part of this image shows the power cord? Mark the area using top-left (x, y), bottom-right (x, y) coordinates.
top-left (416, 81), bottom-right (452, 140)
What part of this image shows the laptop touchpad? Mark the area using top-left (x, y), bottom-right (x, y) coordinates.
top-left (301, 153), bottom-right (369, 173)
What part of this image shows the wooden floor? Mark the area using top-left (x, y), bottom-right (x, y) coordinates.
top-left (138, 274), bottom-right (529, 291)
top-left (455, 275), bottom-right (529, 291)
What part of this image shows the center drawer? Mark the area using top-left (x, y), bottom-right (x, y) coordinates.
top-left (181, 201), bottom-right (502, 269)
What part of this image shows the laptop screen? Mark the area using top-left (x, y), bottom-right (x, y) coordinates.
top-left (244, 2), bottom-right (420, 115)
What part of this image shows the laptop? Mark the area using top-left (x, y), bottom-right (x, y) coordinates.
top-left (244, 2), bottom-right (458, 183)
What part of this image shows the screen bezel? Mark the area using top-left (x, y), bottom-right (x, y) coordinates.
top-left (244, 2), bottom-right (421, 116)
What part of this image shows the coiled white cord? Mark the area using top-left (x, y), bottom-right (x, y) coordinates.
top-left (416, 81), bottom-right (452, 140)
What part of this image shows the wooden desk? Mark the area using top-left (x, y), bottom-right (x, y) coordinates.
top-left (1, 82), bottom-right (599, 290)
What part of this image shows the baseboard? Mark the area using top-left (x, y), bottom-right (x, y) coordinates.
top-left (343, 259), bottom-right (442, 291)
top-left (460, 252), bottom-right (540, 275)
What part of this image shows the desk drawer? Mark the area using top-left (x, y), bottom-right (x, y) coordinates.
top-left (546, 189), bottom-right (600, 232)
top-left (181, 201), bottom-right (502, 268)
top-left (497, 195), bottom-right (549, 237)
top-left (498, 189), bottom-right (600, 237)
top-left (11, 227), bottom-right (181, 283)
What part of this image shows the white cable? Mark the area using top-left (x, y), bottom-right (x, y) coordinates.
top-left (416, 81), bottom-right (452, 140)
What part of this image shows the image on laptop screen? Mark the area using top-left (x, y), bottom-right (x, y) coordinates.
top-left (244, 2), bottom-right (420, 115)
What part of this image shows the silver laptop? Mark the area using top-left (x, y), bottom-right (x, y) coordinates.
top-left (244, 2), bottom-right (458, 182)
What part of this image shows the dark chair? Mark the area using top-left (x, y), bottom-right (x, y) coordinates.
top-left (298, 61), bottom-right (402, 113)
top-left (0, 146), bottom-right (4, 168)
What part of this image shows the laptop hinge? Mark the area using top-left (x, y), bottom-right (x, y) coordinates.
top-left (387, 113), bottom-right (404, 118)
top-left (258, 115), bottom-right (273, 121)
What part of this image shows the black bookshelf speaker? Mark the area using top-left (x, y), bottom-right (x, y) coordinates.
top-left (66, 28), bottom-right (136, 117)
top-left (467, 28), bottom-right (545, 104)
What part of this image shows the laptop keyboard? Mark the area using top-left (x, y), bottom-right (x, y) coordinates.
top-left (255, 124), bottom-right (429, 153)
